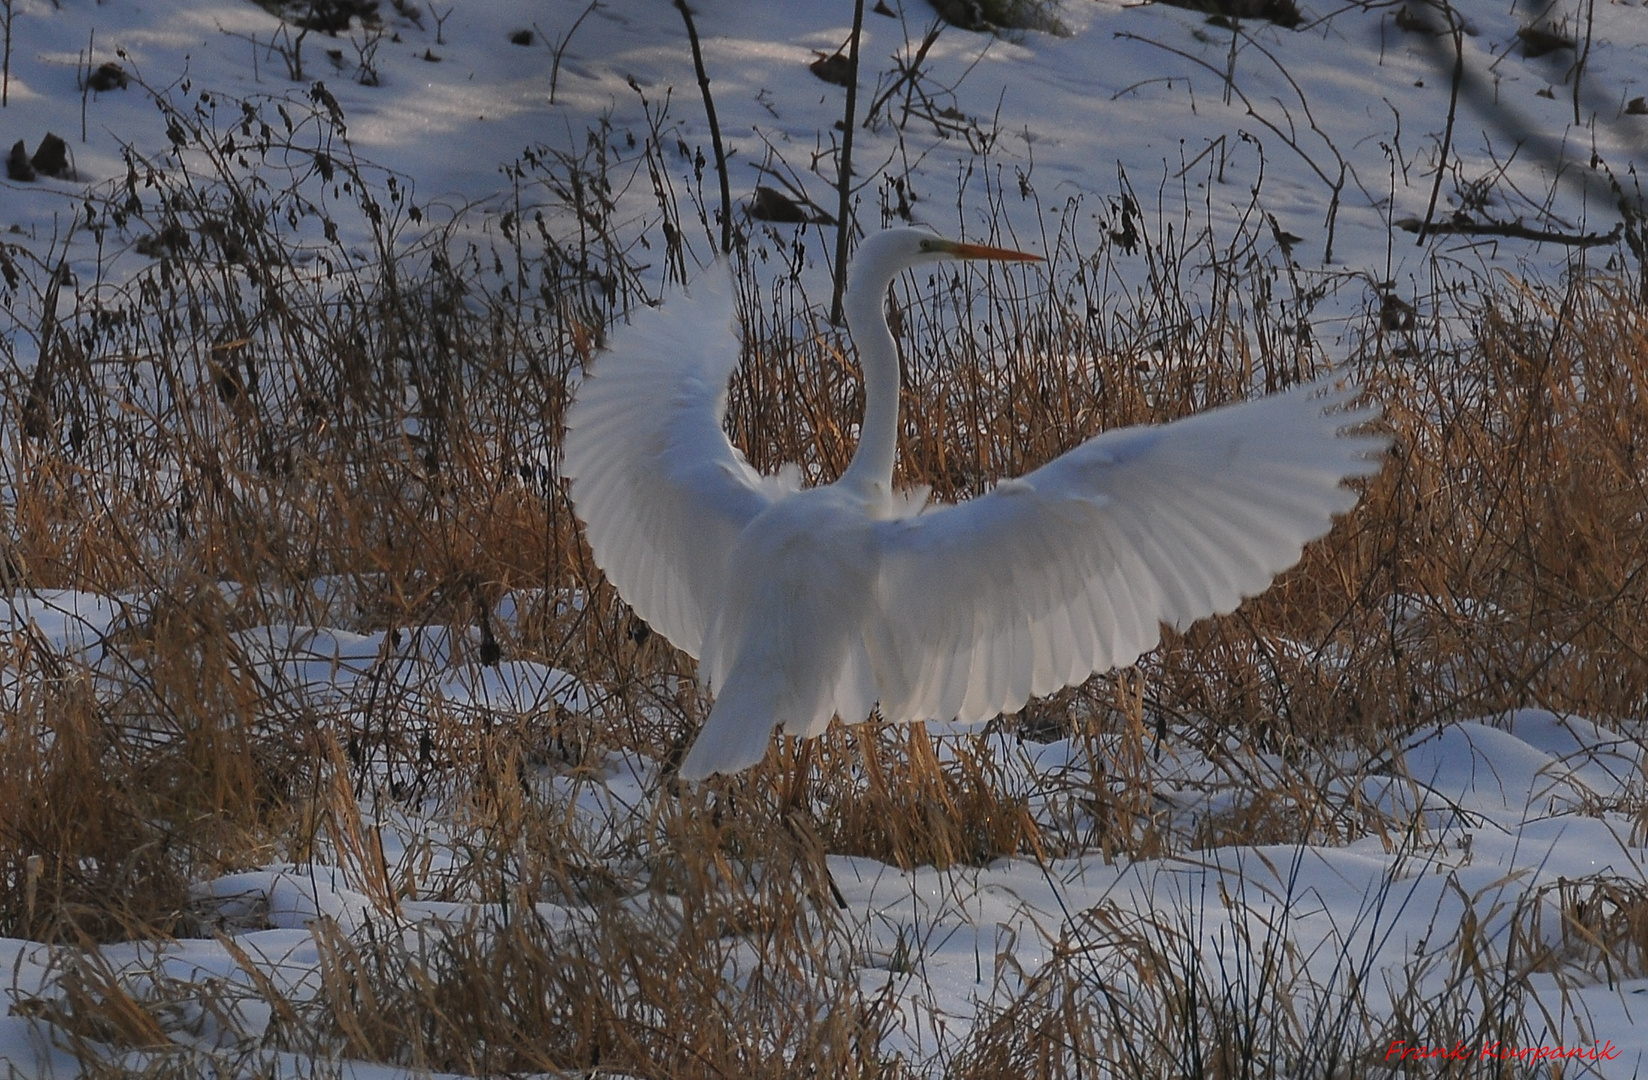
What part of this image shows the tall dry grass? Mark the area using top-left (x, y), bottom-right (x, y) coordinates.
top-left (1, 81), bottom-right (1646, 1076)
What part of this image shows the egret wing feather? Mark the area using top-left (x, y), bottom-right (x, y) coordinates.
top-left (562, 267), bottom-right (790, 659)
top-left (868, 379), bottom-right (1387, 723)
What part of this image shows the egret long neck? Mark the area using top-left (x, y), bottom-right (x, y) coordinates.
top-left (839, 278), bottom-right (901, 494)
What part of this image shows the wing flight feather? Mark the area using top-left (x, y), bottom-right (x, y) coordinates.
top-left (867, 379), bottom-right (1386, 723)
top-left (562, 268), bottom-right (789, 659)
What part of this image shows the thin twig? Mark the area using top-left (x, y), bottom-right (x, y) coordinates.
top-left (2, 0), bottom-right (14, 108)
top-left (1396, 215), bottom-right (1620, 246)
top-left (1417, 0), bottom-right (1464, 244)
top-left (543, 1), bottom-right (600, 106)
top-left (864, 23), bottom-right (941, 130)
top-left (1114, 29), bottom-right (1350, 261)
top-left (829, 0), bottom-right (867, 326)
top-left (673, 0), bottom-right (732, 254)
top-left (1572, 0), bottom-right (1595, 127)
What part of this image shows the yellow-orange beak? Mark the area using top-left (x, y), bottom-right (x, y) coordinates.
top-left (940, 239), bottom-right (1042, 262)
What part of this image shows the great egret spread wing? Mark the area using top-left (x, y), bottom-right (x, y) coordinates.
top-left (563, 228), bottom-right (1388, 781)
top-left (561, 267), bottom-right (793, 660)
top-left (865, 380), bottom-right (1385, 725)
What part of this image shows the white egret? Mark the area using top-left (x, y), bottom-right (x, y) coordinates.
top-left (562, 228), bottom-right (1386, 781)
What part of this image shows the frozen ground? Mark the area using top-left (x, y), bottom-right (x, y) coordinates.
top-left (3, 0), bottom-right (1648, 1075)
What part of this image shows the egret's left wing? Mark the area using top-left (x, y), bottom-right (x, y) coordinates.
top-left (562, 268), bottom-right (791, 659)
top-left (863, 379), bottom-right (1387, 723)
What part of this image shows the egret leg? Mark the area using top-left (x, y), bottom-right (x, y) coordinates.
top-left (778, 736), bottom-right (847, 910)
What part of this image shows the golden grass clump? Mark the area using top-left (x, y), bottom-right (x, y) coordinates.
top-left (1509, 874), bottom-right (1648, 983)
top-left (0, 580), bottom-right (291, 943)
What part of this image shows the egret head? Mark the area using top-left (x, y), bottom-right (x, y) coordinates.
top-left (853, 227), bottom-right (1041, 283)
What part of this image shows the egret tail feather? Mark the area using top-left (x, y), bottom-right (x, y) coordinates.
top-left (678, 680), bottom-right (783, 780)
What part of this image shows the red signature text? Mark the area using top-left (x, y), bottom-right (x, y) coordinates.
top-left (1385, 1040), bottom-right (1621, 1064)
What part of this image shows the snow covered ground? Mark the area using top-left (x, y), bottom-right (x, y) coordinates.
top-left (7, 0), bottom-right (1646, 324)
top-left (3, 588), bottom-right (1646, 1074)
top-left (4, 0), bottom-right (1648, 1075)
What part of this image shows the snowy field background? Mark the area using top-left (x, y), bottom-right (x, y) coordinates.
top-left (3, 0), bottom-right (1648, 1076)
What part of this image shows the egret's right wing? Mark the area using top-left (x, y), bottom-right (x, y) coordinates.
top-left (865, 379), bottom-right (1387, 723)
top-left (562, 268), bottom-right (791, 659)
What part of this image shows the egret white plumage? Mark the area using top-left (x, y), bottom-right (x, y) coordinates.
top-left (562, 228), bottom-right (1386, 781)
